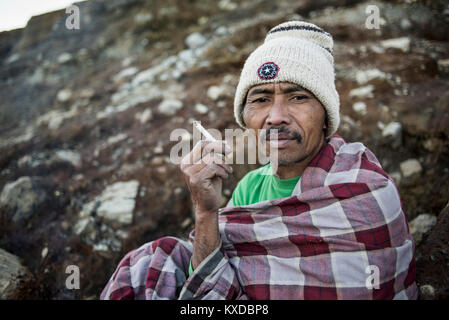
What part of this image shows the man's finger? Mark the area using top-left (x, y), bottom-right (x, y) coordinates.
top-left (202, 141), bottom-right (232, 160)
top-left (196, 162), bottom-right (229, 181)
top-left (181, 140), bottom-right (211, 168)
top-left (184, 153), bottom-right (232, 178)
top-left (201, 153), bottom-right (233, 174)
top-left (181, 140), bottom-right (232, 168)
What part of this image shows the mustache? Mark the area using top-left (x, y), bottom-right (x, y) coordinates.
top-left (261, 126), bottom-right (302, 143)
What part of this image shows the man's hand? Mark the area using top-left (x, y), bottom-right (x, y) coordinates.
top-left (180, 140), bottom-right (233, 216)
top-left (180, 140), bottom-right (233, 269)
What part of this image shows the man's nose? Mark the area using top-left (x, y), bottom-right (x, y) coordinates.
top-left (266, 96), bottom-right (290, 126)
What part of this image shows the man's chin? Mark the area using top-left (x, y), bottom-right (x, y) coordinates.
top-left (270, 152), bottom-right (308, 166)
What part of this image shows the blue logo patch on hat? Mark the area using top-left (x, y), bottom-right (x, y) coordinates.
top-left (257, 62), bottom-right (279, 80)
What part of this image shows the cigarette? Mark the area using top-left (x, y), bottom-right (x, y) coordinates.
top-left (193, 120), bottom-right (233, 160)
top-left (193, 121), bottom-right (216, 141)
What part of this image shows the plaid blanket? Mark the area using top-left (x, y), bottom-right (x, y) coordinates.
top-left (100, 135), bottom-right (417, 300)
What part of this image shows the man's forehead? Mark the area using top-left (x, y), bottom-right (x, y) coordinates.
top-left (247, 82), bottom-right (307, 94)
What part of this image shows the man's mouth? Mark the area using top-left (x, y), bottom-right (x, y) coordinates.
top-left (266, 133), bottom-right (295, 148)
top-left (268, 139), bottom-right (292, 148)
top-left (262, 127), bottom-right (303, 149)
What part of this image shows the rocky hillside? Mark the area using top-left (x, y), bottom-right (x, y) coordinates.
top-left (0, 0), bottom-right (448, 299)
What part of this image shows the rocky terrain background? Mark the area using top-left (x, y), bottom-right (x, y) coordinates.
top-left (0, 0), bottom-right (448, 299)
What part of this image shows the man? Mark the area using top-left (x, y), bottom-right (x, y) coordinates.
top-left (100, 21), bottom-right (417, 300)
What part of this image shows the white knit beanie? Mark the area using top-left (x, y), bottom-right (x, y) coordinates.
top-left (233, 21), bottom-right (340, 138)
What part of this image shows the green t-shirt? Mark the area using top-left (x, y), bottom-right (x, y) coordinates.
top-left (188, 164), bottom-right (300, 276)
top-left (231, 163), bottom-right (301, 206)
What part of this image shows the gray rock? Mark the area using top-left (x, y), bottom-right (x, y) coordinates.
top-left (41, 247), bottom-right (48, 260)
top-left (79, 88), bottom-right (95, 99)
top-left (53, 150), bottom-right (82, 168)
top-left (352, 101), bottom-right (367, 116)
top-left (355, 69), bottom-right (386, 85)
top-left (382, 122), bottom-right (402, 148)
top-left (0, 177), bottom-right (47, 223)
top-left (135, 108), bottom-right (153, 124)
top-left (74, 215), bottom-right (123, 252)
top-left (419, 284), bottom-right (436, 300)
top-left (113, 67), bottom-right (139, 82)
top-left (106, 133), bottom-right (128, 146)
top-left (74, 181), bottom-right (140, 251)
top-left (158, 99), bottom-right (183, 116)
top-left (131, 56), bottom-right (177, 85)
top-left (382, 122), bottom-right (402, 138)
top-left (194, 103), bottom-right (209, 114)
top-left (56, 89), bottom-right (73, 103)
top-left (381, 37), bottom-right (410, 53)
top-left (207, 85), bottom-right (227, 101)
top-left (185, 32), bottom-right (207, 49)
top-left (82, 181), bottom-right (139, 228)
top-left (349, 85), bottom-right (374, 99)
top-left (218, 0), bottom-right (237, 10)
top-left (93, 237), bottom-right (121, 253)
top-left (437, 58), bottom-right (449, 76)
top-left (36, 105), bottom-right (79, 130)
top-left (74, 216), bottom-right (97, 243)
top-left (400, 159), bottom-right (422, 178)
top-left (134, 12), bottom-right (153, 25)
top-left (17, 150), bottom-right (82, 169)
top-left (409, 214), bottom-right (437, 245)
top-left (57, 52), bottom-right (73, 64)
top-left (6, 53), bottom-right (20, 64)
top-left (0, 248), bottom-right (33, 299)
top-left (400, 18), bottom-right (412, 30)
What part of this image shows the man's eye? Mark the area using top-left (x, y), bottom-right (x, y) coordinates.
top-left (253, 97), bottom-right (268, 103)
top-left (292, 95), bottom-right (307, 101)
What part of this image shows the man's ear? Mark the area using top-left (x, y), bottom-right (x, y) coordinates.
top-left (323, 112), bottom-right (328, 129)
top-left (241, 94), bottom-right (248, 125)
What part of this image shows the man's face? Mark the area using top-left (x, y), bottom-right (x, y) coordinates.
top-left (242, 82), bottom-right (327, 166)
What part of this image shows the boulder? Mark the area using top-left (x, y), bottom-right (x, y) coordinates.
top-left (0, 248), bottom-right (34, 299)
top-left (349, 85), bottom-right (374, 99)
top-left (419, 284), bottom-right (436, 300)
top-left (158, 99), bottom-right (183, 116)
top-left (207, 85), bottom-right (228, 101)
top-left (194, 103), bottom-right (209, 114)
top-left (17, 150), bottom-right (82, 169)
top-left (400, 159), bottom-right (422, 178)
top-left (415, 204), bottom-right (449, 299)
top-left (352, 101), bottom-right (367, 116)
top-left (355, 68), bottom-right (386, 85)
top-left (52, 150), bottom-right (82, 168)
top-left (0, 177), bottom-right (47, 223)
top-left (57, 52), bottom-right (73, 64)
top-left (437, 58), bottom-right (449, 76)
top-left (409, 213), bottom-right (437, 245)
top-left (185, 32), bottom-right (207, 50)
top-left (135, 108), bottom-right (153, 124)
top-left (56, 89), bottom-right (73, 103)
top-left (382, 122), bottom-right (402, 148)
top-left (382, 122), bottom-right (402, 138)
top-left (80, 180), bottom-right (139, 228)
top-left (380, 37), bottom-right (410, 52)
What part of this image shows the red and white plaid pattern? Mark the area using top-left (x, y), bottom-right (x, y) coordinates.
top-left (100, 135), bottom-right (417, 300)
